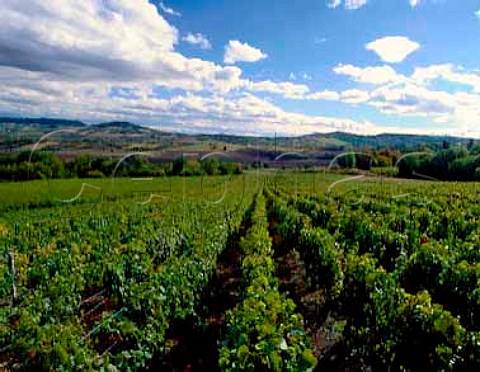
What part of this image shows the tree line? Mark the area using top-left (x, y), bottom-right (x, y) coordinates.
top-left (398, 143), bottom-right (480, 181)
top-left (0, 152), bottom-right (243, 181)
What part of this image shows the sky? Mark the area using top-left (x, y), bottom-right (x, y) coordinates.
top-left (1, 0), bottom-right (480, 137)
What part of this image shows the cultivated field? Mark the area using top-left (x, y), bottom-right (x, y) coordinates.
top-left (1, 172), bottom-right (480, 370)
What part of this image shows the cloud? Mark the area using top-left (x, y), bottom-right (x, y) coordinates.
top-left (0, 1), bottom-right (382, 136)
top-left (288, 72), bottom-right (312, 81)
top-left (410, 0), bottom-right (421, 7)
top-left (2, 1), bottom-right (480, 137)
top-left (306, 90), bottom-right (341, 101)
top-left (412, 64), bottom-right (480, 92)
top-left (325, 83), bottom-right (467, 125)
top-left (159, 2), bottom-right (181, 17)
top-left (0, 0), bottom-right (256, 95)
top-left (0, 1), bottom-right (324, 104)
top-left (0, 69), bottom-right (379, 136)
top-left (344, 0), bottom-right (368, 10)
top-left (224, 40), bottom-right (268, 64)
top-left (315, 62), bottom-right (480, 136)
top-left (366, 36), bottom-right (420, 63)
top-left (0, 0), bottom-right (178, 79)
top-left (475, 9), bottom-right (480, 19)
top-left (314, 37), bottom-right (328, 44)
top-left (302, 73), bottom-right (313, 81)
top-left (327, 0), bottom-right (367, 10)
top-left (327, 0), bottom-right (342, 9)
top-left (158, 93), bottom-right (379, 136)
top-left (333, 64), bottom-right (406, 85)
top-left (368, 84), bottom-right (456, 116)
top-left (182, 33), bottom-right (212, 50)
top-left (340, 89), bottom-right (371, 104)
top-left (245, 80), bottom-right (310, 98)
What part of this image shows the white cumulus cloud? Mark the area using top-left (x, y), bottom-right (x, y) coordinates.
top-left (410, 0), bottom-right (421, 7)
top-left (224, 40), bottom-right (268, 64)
top-left (159, 2), bottom-right (181, 17)
top-left (327, 0), bottom-right (367, 10)
top-left (0, 0), bottom-right (252, 94)
top-left (333, 64), bottom-right (406, 85)
top-left (0, 1), bottom-right (382, 136)
top-left (344, 0), bottom-right (368, 10)
top-left (412, 64), bottom-right (480, 93)
top-left (327, 0), bottom-right (342, 9)
top-left (245, 80), bottom-right (310, 98)
top-left (182, 33), bottom-right (212, 50)
top-left (310, 62), bottom-right (480, 137)
top-left (306, 90), bottom-right (341, 101)
top-left (366, 36), bottom-right (420, 63)
top-left (3, 0), bottom-right (480, 137)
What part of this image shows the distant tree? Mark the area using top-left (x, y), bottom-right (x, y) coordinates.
top-left (172, 157), bottom-right (184, 175)
top-left (73, 155), bottom-right (92, 178)
top-left (356, 153), bottom-right (371, 170)
top-left (202, 158), bottom-right (219, 175)
top-left (339, 152), bottom-right (356, 169)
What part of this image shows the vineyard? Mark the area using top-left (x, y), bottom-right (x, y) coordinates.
top-left (1, 172), bottom-right (480, 370)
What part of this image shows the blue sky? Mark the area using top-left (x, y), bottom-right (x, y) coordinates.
top-left (1, 0), bottom-right (480, 136)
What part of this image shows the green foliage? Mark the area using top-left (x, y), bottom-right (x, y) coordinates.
top-left (0, 152), bottom-right (242, 181)
top-left (266, 176), bottom-right (480, 370)
top-left (397, 146), bottom-right (480, 181)
top-left (4, 170), bottom-right (480, 370)
top-left (220, 193), bottom-right (316, 371)
top-left (0, 176), bottom-right (254, 369)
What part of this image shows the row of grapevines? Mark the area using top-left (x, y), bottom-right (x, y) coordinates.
top-left (219, 191), bottom-right (317, 371)
top-left (295, 191), bottom-right (480, 333)
top-left (0, 191), bottom-right (251, 369)
top-left (267, 190), bottom-right (343, 301)
top-left (273, 186), bottom-right (480, 369)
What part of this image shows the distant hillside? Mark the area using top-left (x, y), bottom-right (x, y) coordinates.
top-left (0, 117), bottom-right (476, 157)
top-left (321, 132), bottom-right (471, 150)
top-left (182, 130), bottom-right (474, 151)
top-left (195, 133), bottom-right (347, 150)
top-left (0, 117), bottom-right (86, 128)
top-left (92, 121), bottom-right (146, 131)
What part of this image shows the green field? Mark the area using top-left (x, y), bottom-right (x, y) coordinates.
top-left (1, 172), bottom-right (480, 370)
